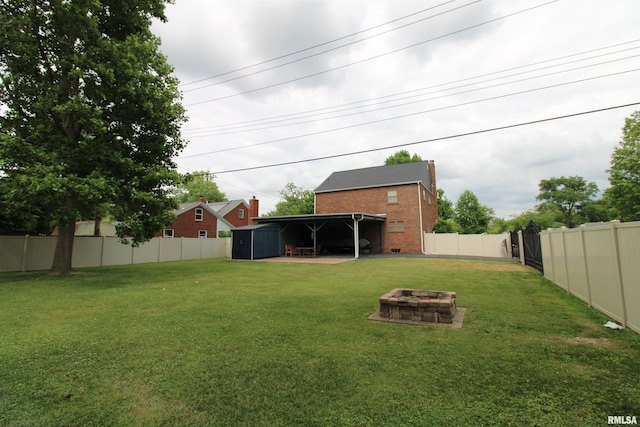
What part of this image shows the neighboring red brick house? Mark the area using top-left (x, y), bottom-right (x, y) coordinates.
top-left (161, 202), bottom-right (221, 239)
top-left (314, 161), bottom-right (437, 254)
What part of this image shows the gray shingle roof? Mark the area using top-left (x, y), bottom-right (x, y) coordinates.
top-left (314, 161), bottom-right (433, 193)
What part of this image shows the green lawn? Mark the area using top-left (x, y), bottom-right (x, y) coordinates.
top-left (1, 258), bottom-right (638, 426)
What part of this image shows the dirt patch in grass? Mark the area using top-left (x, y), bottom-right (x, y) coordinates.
top-left (424, 259), bottom-right (527, 273)
top-left (547, 336), bottom-right (615, 348)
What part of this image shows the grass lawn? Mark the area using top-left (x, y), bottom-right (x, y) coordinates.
top-left (1, 257), bottom-right (639, 426)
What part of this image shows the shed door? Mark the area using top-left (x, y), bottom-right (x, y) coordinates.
top-left (232, 230), bottom-right (252, 260)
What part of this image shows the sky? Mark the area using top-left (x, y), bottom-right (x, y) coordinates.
top-left (151, 0), bottom-right (640, 219)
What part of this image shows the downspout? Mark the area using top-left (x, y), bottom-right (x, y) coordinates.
top-left (418, 184), bottom-right (425, 254)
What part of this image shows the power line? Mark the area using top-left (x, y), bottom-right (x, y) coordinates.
top-left (181, 1), bottom-right (480, 93)
top-left (203, 102), bottom-right (640, 175)
top-left (178, 0), bottom-right (459, 88)
top-left (177, 68), bottom-right (640, 158)
top-left (184, 52), bottom-right (639, 137)
top-left (185, 1), bottom-right (559, 107)
top-left (182, 40), bottom-right (640, 134)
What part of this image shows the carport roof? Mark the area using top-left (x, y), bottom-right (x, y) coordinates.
top-left (251, 212), bottom-right (387, 225)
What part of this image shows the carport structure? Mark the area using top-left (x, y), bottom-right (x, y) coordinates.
top-left (251, 212), bottom-right (387, 260)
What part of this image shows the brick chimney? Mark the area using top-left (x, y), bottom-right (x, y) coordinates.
top-left (428, 160), bottom-right (436, 194)
top-left (198, 195), bottom-right (205, 202)
top-left (249, 196), bottom-right (259, 224)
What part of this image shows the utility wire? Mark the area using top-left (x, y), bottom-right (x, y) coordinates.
top-left (185, 1), bottom-right (558, 107)
top-left (183, 40), bottom-right (640, 134)
top-left (177, 68), bottom-right (640, 159)
top-left (178, 0), bottom-right (459, 88)
top-left (184, 53), bottom-right (639, 137)
top-left (181, 1), bottom-right (480, 93)
top-left (203, 102), bottom-right (640, 175)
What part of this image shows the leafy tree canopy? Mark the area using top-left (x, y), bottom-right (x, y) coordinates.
top-left (266, 183), bottom-right (314, 216)
top-left (174, 171), bottom-right (227, 203)
top-left (436, 188), bottom-right (455, 220)
top-left (0, 0), bottom-right (186, 273)
top-left (536, 176), bottom-right (598, 228)
top-left (605, 110), bottom-right (640, 221)
top-left (384, 150), bottom-right (423, 165)
top-left (454, 190), bottom-right (493, 234)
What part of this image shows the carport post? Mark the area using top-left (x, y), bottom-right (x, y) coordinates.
top-left (353, 214), bottom-right (363, 260)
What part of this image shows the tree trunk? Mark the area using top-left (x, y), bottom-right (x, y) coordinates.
top-left (50, 223), bottom-right (75, 274)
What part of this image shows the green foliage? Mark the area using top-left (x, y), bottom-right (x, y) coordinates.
top-left (506, 208), bottom-right (564, 231)
top-left (266, 182), bottom-right (314, 216)
top-left (384, 150), bottom-right (423, 165)
top-left (1, 258), bottom-right (639, 426)
top-left (0, 0), bottom-right (186, 271)
top-left (454, 189), bottom-right (493, 234)
top-left (606, 111), bottom-right (640, 221)
top-left (433, 218), bottom-right (460, 233)
top-left (536, 176), bottom-right (598, 228)
top-left (174, 171), bottom-right (227, 203)
top-left (437, 188), bottom-right (455, 220)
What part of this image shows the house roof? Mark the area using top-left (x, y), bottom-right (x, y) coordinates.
top-left (314, 161), bottom-right (433, 194)
top-left (175, 202), bottom-right (220, 218)
top-left (206, 199), bottom-right (249, 217)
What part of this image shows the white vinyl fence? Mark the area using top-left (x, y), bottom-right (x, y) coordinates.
top-left (424, 232), bottom-right (512, 258)
top-left (540, 221), bottom-right (640, 334)
top-left (0, 236), bottom-right (231, 272)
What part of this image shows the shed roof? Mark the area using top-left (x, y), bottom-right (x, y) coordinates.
top-left (314, 161), bottom-right (433, 194)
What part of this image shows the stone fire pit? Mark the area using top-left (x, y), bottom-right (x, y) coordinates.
top-left (369, 288), bottom-right (465, 327)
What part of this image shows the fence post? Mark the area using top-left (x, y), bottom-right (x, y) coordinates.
top-left (579, 225), bottom-right (592, 308)
top-left (561, 227), bottom-right (571, 294)
top-left (546, 230), bottom-right (556, 283)
top-left (610, 221), bottom-right (627, 328)
top-left (21, 235), bottom-right (29, 272)
top-left (101, 236), bottom-right (105, 267)
top-left (518, 230), bottom-right (525, 265)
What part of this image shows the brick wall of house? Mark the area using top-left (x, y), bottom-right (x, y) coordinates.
top-left (316, 183), bottom-right (437, 253)
top-left (223, 204), bottom-right (249, 228)
top-left (164, 206), bottom-right (218, 238)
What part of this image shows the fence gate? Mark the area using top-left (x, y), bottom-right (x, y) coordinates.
top-left (522, 220), bottom-right (543, 273)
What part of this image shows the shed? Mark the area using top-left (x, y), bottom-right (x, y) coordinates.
top-left (231, 223), bottom-right (281, 260)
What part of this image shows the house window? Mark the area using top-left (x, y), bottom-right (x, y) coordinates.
top-left (388, 220), bottom-right (404, 232)
top-left (387, 189), bottom-right (398, 203)
top-left (163, 229), bottom-right (174, 238)
top-left (195, 208), bottom-right (204, 221)
top-left (238, 208), bottom-right (245, 219)
top-left (198, 230), bottom-right (207, 238)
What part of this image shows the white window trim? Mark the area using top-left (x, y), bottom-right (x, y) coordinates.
top-left (195, 208), bottom-right (204, 221)
top-left (387, 189), bottom-right (398, 204)
top-left (198, 230), bottom-right (207, 238)
top-left (238, 208), bottom-right (245, 219)
top-left (163, 229), bottom-right (174, 238)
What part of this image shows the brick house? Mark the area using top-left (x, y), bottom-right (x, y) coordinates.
top-left (161, 202), bottom-right (222, 239)
top-left (207, 197), bottom-right (259, 234)
top-left (314, 160), bottom-right (437, 254)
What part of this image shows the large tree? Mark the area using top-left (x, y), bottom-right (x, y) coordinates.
top-left (174, 171), bottom-right (226, 203)
top-left (606, 111), bottom-right (640, 221)
top-left (0, 1), bottom-right (186, 273)
top-left (384, 150), bottom-right (423, 165)
top-left (454, 189), bottom-right (493, 234)
top-left (266, 183), bottom-right (314, 216)
top-left (536, 176), bottom-right (598, 228)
